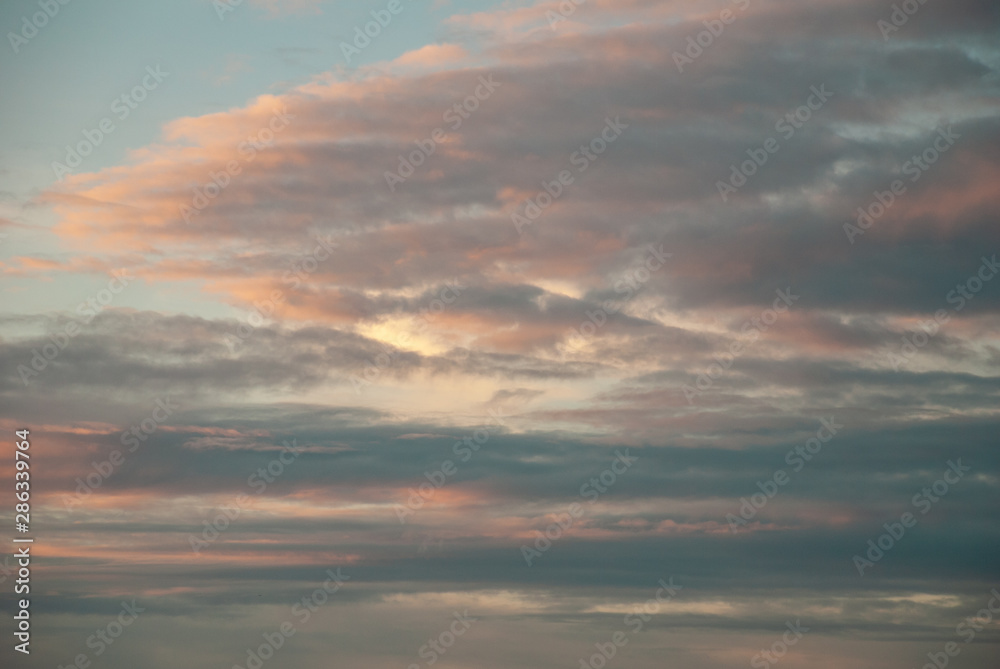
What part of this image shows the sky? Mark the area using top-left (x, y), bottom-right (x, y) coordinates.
top-left (1, 0), bottom-right (1000, 668)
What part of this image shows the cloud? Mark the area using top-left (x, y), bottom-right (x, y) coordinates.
top-left (6, 1), bottom-right (1000, 667)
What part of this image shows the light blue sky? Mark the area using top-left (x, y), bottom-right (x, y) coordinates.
top-left (0, 0), bottom-right (501, 317)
